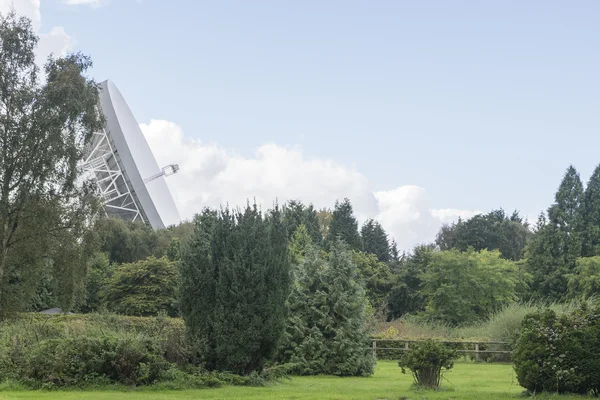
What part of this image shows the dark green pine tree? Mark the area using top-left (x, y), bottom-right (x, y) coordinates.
top-left (581, 164), bottom-right (600, 257)
top-left (526, 166), bottom-right (584, 300)
top-left (360, 219), bottom-right (391, 262)
top-left (387, 244), bottom-right (435, 319)
top-left (278, 240), bottom-right (375, 376)
top-left (283, 200), bottom-right (323, 246)
top-left (179, 205), bottom-right (291, 374)
top-left (179, 208), bottom-right (219, 368)
top-left (327, 198), bottom-right (362, 251)
top-left (390, 239), bottom-right (400, 262)
top-left (304, 204), bottom-right (324, 246)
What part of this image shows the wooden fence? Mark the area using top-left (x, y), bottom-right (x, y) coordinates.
top-left (370, 339), bottom-right (511, 362)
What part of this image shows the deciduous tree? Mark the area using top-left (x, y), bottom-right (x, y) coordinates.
top-left (0, 12), bottom-right (103, 316)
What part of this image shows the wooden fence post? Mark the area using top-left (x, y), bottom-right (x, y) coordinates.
top-left (372, 339), bottom-right (376, 359)
top-left (404, 341), bottom-right (409, 351)
top-left (475, 343), bottom-right (480, 362)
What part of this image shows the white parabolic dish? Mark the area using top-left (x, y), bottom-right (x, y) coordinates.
top-left (98, 80), bottom-right (181, 229)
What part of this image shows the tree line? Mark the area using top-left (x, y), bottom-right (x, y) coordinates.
top-left (6, 10), bottom-right (600, 378)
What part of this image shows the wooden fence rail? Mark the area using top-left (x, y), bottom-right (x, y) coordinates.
top-left (370, 339), bottom-right (511, 362)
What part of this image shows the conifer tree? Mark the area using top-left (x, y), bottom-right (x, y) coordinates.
top-left (327, 198), bottom-right (362, 251)
top-left (179, 205), bottom-right (291, 375)
top-left (289, 224), bottom-right (313, 265)
top-left (361, 219), bottom-right (391, 262)
top-left (526, 166), bottom-right (583, 300)
top-left (279, 240), bottom-right (375, 376)
top-left (283, 200), bottom-right (322, 246)
top-left (581, 164), bottom-right (600, 257)
top-left (179, 209), bottom-right (218, 367)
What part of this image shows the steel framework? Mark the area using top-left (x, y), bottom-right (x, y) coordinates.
top-left (81, 128), bottom-right (146, 223)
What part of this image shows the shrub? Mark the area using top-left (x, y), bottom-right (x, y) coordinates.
top-left (12, 334), bottom-right (170, 387)
top-left (398, 340), bottom-right (458, 389)
top-left (103, 256), bottom-right (178, 317)
top-left (513, 304), bottom-right (600, 395)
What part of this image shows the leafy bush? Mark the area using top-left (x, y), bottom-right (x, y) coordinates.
top-left (513, 304), bottom-right (600, 395)
top-left (0, 313), bottom-right (284, 389)
top-left (7, 334), bottom-right (169, 388)
top-left (397, 340), bottom-right (458, 389)
top-left (420, 249), bottom-right (524, 326)
top-left (103, 256), bottom-right (178, 317)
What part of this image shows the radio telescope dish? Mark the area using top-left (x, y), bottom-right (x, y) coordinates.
top-left (82, 80), bottom-right (181, 229)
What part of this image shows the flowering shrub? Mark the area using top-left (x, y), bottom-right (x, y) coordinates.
top-left (513, 304), bottom-right (600, 395)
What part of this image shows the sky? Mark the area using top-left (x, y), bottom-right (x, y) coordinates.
top-left (3, 0), bottom-right (600, 250)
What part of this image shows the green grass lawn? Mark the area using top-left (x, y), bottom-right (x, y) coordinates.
top-left (0, 361), bottom-right (589, 400)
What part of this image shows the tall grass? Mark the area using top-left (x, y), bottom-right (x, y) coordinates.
top-left (376, 297), bottom-right (599, 343)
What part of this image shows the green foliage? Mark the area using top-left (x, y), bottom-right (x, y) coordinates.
top-left (283, 200), bottom-right (322, 246)
top-left (360, 219), bottom-right (391, 262)
top-left (513, 304), bottom-right (600, 395)
top-left (0, 313), bottom-right (187, 388)
top-left (398, 339), bottom-right (458, 389)
top-left (0, 313), bottom-right (284, 389)
top-left (166, 238), bottom-right (181, 261)
top-left (436, 209), bottom-right (531, 261)
top-left (94, 218), bottom-right (159, 264)
top-left (16, 335), bottom-right (169, 388)
top-left (81, 252), bottom-right (113, 313)
top-left (567, 256), bottom-right (600, 299)
top-left (0, 12), bottom-right (103, 317)
top-left (179, 204), bottom-right (291, 375)
top-left (103, 257), bottom-right (178, 317)
top-left (581, 165), bottom-right (600, 257)
top-left (279, 240), bottom-right (375, 376)
top-left (351, 251), bottom-right (393, 312)
top-left (420, 249), bottom-right (524, 325)
top-left (526, 166), bottom-right (584, 301)
top-left (387, 245), bottom-right (434, 319)
top-left (327, 198), bottom-right (362, 251)
top-left (289, 224), bottom-right (313, 265)
top-left (317, 208), bottom-right (332, 239)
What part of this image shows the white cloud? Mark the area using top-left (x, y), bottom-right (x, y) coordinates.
top-left (141, 119), bottom-right (478, 251)
top-left (0, 0), bottom-right (74, 64)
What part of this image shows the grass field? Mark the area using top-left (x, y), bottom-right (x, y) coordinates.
top-left (0, 361), bottom-right (589, 400)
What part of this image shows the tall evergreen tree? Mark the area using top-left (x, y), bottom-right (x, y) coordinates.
top-left (179, 204), bottom-right (291, 375)
top-left (282, 200), bottom-right (322, 245)
top-left (361, 219), bottom-right (391, 262)
top-left (387, 244), bottom-right (435, 319)
top-left (327, 198), bottom-right (362, 251)
top-left (289, 224), bottom-right (313, 265)
top-left (581, 164), bottom-right (600, 257)
top-left (179, 209), bottom-right (218, 367)
top-left (278, 240), bottom-right (374, 376)
top-left (526, 166), bottom-right (584, 300)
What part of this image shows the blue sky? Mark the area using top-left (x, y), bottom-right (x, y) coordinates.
top-left (8, 0), bottom-right (600, 248)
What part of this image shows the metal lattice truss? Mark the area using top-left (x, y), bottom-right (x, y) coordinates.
top-left (81, 129), bottom-right (145, 223)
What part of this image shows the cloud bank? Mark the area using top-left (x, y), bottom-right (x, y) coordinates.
top-left (141, 120), bottom-right (479, 251)
top-left (1, 3), bottom-right (479, 251)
